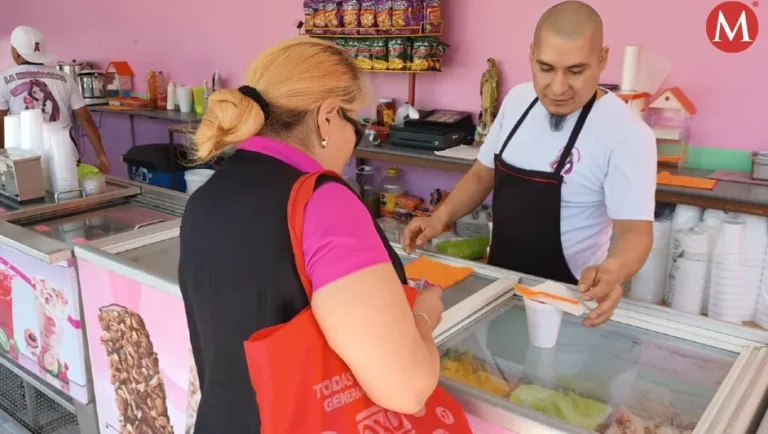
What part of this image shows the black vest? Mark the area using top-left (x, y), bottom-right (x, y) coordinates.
top-left (178, 150), bottom-right (406, 433)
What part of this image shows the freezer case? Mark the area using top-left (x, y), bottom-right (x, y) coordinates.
top-left (0, 190), bottom-right (180, 408)
top-left (438, 296), bottom-right (768, 434)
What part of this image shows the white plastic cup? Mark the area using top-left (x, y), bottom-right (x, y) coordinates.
top-left (523, 297), bottom-right (563, 349)
top-left (185, 169), bottom-right (215, 195)
top-left (177, 87), bottom-right (194, 113)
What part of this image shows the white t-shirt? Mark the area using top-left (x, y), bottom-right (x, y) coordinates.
top-left (0, 64), bottom-right (85, 132)
top-left (478, 82), bottom-right (657, 279)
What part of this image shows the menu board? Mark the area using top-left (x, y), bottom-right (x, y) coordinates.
top-left (0, 244), bottom-right (87, 402)
top-left (78, 257), bottom-right (198, 434)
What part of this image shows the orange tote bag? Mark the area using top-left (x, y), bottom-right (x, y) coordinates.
top-left (243, 171), bottom-right (472, 434)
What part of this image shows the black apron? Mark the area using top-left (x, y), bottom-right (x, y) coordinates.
top-left (487, 92), bottom-right (597, 284)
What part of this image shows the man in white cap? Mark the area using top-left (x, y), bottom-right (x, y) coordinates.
top-left (0, 26), bottom-right (110, 173)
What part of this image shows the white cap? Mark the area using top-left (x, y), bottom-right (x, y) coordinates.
top-left (10, 26), bottom-right (52, 64)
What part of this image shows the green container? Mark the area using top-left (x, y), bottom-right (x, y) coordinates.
top-left (435, 236), bottom-right (490, 260)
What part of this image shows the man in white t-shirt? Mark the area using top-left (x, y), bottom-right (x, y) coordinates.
top-left (0, 26), bottom-right (110, 173)
top-left (402, 1), bottom-right (656, 327)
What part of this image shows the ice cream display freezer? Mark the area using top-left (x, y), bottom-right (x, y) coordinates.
top-left (72, 235), bottom-right (768, 434)
top-left (0, 177), bottom-right (187, 434)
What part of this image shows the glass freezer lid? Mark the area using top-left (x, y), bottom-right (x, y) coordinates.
top-left (117, 236), bottom-right (179, 282)
top-left (439, 297), bottom-right (737, 433)
top-left (397, 254), bottom-right (495, 311)
top-left (24, 203), bottom-right (175, 245)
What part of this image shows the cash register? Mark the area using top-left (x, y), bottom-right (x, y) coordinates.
top-left (389, 110), bottom-right (475, 151)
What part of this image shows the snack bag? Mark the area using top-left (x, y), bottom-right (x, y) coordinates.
top-left (341, 0), bottom-right (360, 34)
top-left (314, 0), bottom-right (327, 29)
top-left (303, 0), bottom-right (316, 30)
top-left (387, 38), bottom-right (407, 70)
top-left (423, 0), bottom-right (442, 33)
top-left (325, 1), bottom-right (343, 31)
top-left (391, 0), bottom-right (410, 34)
top-left (371, 38), bottom-right (389, 70)
top-left (355, 39), bottom-right (374, 70)
top-left (375, 0), bottom-right (392, 33)
top-left (360, 0), bottom-right (377, 34)
top-left (411, 38), bottom-right (431, 71)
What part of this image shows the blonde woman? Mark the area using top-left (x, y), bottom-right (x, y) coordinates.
top-left (179, 37), bottom-right (462, 433)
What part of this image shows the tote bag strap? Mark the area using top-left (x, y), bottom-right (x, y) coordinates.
top-left (287, 170), bottom-right (342, 300)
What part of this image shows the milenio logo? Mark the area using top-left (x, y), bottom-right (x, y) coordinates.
top-left (706, 1), bottom-right (759, 53)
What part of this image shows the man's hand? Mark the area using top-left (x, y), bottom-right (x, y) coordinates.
top-left (95, 153), bottom-right (111, 174)
top-left (578, 260), bottom-right (624, 327)
top-left (400, 217), bottom-right (445, 255)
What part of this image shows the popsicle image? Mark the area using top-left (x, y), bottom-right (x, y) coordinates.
top-left (98, 304), bottom-right (173, 434)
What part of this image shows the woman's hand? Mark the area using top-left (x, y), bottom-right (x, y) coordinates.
top-left (412, 285), bottom-right (443, 331)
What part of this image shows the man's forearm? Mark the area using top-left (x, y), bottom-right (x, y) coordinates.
top-left (81, 120), bottom-right (106, 157)
top-left (74, 108), bottom-right (106, 157)
top-left (604, 222), bottom-right (653, 284)
top-left (431, 161), bottom-right (495, 226)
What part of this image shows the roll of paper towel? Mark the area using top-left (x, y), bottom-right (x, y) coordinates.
top-left (620, 46), bottom-right (640, 92)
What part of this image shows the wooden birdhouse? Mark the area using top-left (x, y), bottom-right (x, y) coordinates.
top-left (106, 61), bottom-right (135, 98)
top-left (646, 87), bottom-right (697, 169)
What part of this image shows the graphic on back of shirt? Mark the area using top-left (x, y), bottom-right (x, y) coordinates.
top-left (9, 77), bottom-right (61, 122)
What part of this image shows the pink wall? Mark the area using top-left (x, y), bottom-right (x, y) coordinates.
top-left (2, 0), bottom-right (765, 152)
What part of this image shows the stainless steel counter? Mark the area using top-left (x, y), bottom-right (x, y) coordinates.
top-left (89, 106), bottom-right (202, 123)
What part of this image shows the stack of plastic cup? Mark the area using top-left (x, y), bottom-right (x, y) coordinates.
top-left (523, 297), bottom-right (563, 349)
top-left (708, 219), bottom-right (756, 323)
top-left (48, 128), bottom-right (79, 200)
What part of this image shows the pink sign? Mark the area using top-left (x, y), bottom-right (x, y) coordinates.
top-left (33, 225), bottom-right (50, 232)
top-left (78, 258), bottom-right (197, 434)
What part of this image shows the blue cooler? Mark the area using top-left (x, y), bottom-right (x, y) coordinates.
top-left (123, 144), bottom-right (188, 192)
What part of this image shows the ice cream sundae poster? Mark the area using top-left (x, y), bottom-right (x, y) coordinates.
top-left (0, 244), bottom-right (87, 403)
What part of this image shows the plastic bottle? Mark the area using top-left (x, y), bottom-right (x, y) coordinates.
top-left (166, 80), bottom-right (176, 111)
top-left (379, 167), bottom-right (404, 217)
top-left (157, 71), bottom-right (168, 110)
top-left (212, 70), bottom-right (222, 91)
top-left (147, 71), bottom-right (158, 109)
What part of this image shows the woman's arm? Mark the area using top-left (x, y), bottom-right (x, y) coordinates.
top-left (302, 182), bottom-right (440, 414)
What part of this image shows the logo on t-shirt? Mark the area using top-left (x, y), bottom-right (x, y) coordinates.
top-left (4, 70), bottom-right (65, 122)
top-left (549, 146), bottom-right (581, 176)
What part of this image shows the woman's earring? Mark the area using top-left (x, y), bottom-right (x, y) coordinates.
top-left (321, 138), bottom-right (328, 148)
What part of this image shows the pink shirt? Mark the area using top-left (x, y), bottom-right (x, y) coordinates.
top-left (238, 137), bottom-right (390, 291)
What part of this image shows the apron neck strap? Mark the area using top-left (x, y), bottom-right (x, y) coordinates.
top-left (497, 97), bottom-right (539, 157)
top-left (553, 91), bottom-right (598, 175)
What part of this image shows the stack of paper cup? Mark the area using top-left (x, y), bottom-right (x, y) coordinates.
top-left (700, 209), bottom-right (729, 314)
top-left (629, 218), bottom-right (672, 304)
top-left (523, 297), bottom-right (563, 349)
top-left (41, 123), bottom-right (60, 192)
top-left (20, 109), bottom-right (44, 152)
top-left (667, 227), bottom-right (711, 314)
top-left (48, 128), bottom-right (79, 200)
top-left (3, 115), bottom-right (21, 148)
top-left (708, 219), bottom-right (756, 323)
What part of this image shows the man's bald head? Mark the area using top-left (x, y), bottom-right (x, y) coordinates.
top-left (529, 1), bottom-right (608, 125)
top-left (534, 1), bottom-right (603, 50)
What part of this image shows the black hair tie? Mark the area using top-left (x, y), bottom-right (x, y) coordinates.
top-left (238, 85), bottom-right (271, 121)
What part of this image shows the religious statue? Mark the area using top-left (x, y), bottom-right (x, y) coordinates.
top-left (474, 58), bottom-right (501, 146)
